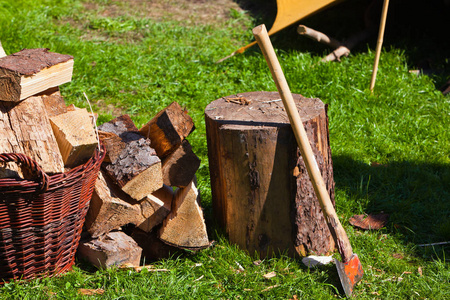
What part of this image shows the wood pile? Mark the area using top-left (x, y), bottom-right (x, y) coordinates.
top-left (0, 48), bottom-right (84, 178)
top-left (0, 48), bottom-right (210, 269)
top-left (81, 104), bottom-right (210, 268)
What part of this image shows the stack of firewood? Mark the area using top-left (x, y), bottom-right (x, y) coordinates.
top-left (0, 48), bottom-right (97, 178)
top-left (0, 48), bottom-right (210, 269)
top-left (79, 104), bottom-right (210, 268)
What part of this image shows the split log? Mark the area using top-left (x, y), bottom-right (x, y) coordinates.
top-left (49, 108), bottom-right (98, 168)
top-left (0, 48), bottom-right (73, 102)
top-left (138, 185), bottom-right (173, 233)
top-left (158, 180), bottom-right (210, 249)
top-left (98, 114), bottom-right (140, 136)
top-left (131, 227), bottom-right (181, 261)
top-left (205, 92), bottom-right (335, 258)
top-left (78, 231), bottom-right (142, 269)
top-left (0, 93), bottom-right (65, 177)
top-left (40, 87), bottom-right (67, 117)
top-left (99, 115), bottom-right (163, 200)
top-left (85, 171), bottom-right (145, 238)
top-left (139, 102), bottom-right (195, 158)
top-left (161, 139), bottom-right (201, 188)
top-left (66, 103), bottom-right (97, 122)
top-left (98, 131), bottom-right (126, 163)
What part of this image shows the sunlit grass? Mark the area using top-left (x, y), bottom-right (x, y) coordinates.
top-left (0, 0), bottom-right (449, 298)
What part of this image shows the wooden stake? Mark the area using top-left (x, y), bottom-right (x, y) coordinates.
top-left (0, 41), bottom-right (6, 58)
top-left (369, 0), bottom-right (390, 92)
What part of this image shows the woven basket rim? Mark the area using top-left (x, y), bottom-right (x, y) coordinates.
top-left (0, 145), bottom-right (105, 192)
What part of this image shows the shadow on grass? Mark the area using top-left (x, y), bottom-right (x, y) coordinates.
top-left (234, 0), bottom-right (450, 89)
top-left (332, 154), bottom-right (450, 258)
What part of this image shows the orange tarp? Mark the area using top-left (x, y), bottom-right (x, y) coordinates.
top-left (218, 0), bottom-right (342, 62)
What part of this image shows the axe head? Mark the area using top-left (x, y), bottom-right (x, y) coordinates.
top-left (334, 254), bottom-right (364, 297)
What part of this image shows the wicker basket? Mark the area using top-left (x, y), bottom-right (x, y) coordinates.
top-left (0, 146), bottom-right (105, 282)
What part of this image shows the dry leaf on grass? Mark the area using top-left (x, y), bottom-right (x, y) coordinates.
top-left (263, 271), bottom-right (277, 279)
top-left (392, 253), bottom-right (404, 259)
top-left (78, 288), bottom-right (105, 295)
top-left (261, 284), bottom-right (279, 292)
top-left (349, 213), bottom-right (389, 230)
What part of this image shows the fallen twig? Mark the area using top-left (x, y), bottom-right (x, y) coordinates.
top-left (417, 241), bottom-right (450, 247)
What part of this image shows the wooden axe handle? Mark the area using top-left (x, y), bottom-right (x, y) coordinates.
top-left (252, 24), bottom-right (353, 262)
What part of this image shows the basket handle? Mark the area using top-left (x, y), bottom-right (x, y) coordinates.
top-left (0, 153), bottom-right (50, 191)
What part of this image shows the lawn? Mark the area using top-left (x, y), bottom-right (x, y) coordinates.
top-left (0, 0), bottom-right (449, 298)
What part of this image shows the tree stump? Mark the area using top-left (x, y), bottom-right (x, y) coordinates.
top-left (205, 91), bottom-right (335, 258)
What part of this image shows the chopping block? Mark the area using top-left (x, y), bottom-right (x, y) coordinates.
top-left (205, 91), bottom-right (336, 258)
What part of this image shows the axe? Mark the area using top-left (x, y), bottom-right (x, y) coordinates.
top-left (252, 24), bottom-right (363, 297)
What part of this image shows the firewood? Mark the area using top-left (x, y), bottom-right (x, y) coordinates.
top-left (98, 114), bottom-right (140, 135)
top-left (98, 131), bottom-right (126, 163)
top-left (139, 102), bottom-right (195, 158)
top-left (161, 139), bottom-right (200, 188)
top-left (40, 87), bottom-right (67, 117)
top-left (131, 227), bottom-right (181, 261)
top-left (158, 180), bottom-right (210, 249)
top-left (49, 108), bottom-right (98, 168)
top-left (137, 185), bottom-right (173, 233)
top-left (66, 103), bottom-right (98, 122)
top-left (0, 48), bottom-right (73, 102)
top-left (99, 115), bottom-right (163, 200)
top-left (105, 139), bottom-right (162, 200)
top-left (0, 93), bottom-right (65, 177)
top-left (85, 171), bottom-right (145, 238)
top-left (77, 231), bottom-right (142, 269)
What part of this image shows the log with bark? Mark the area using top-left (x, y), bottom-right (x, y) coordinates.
top-left (205, 91), bottom-right (335, 258)
top-left (0, 48), bottom-right (73, 102)
top-left (78, 231), bottom-right (142, 269)
top-left (99, 115), bottom-right (163, 200)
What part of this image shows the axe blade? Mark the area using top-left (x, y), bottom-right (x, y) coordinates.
top-left (334, 254), bottom-right (364, 297)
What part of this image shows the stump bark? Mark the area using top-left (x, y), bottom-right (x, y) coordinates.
top-left (205, 91), bottom-right (335, 258)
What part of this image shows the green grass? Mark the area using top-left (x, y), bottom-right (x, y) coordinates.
top-left (1, 0), bottom-right (449, 298)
